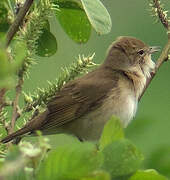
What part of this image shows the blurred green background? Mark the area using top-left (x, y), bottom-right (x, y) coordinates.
top-left (18, 0), bottom-right (170, 177)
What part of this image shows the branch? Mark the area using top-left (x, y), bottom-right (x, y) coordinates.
top-left (23, 54), bottom-right (97, 112)
top-left (6, 0), bottom-right (34, 47)
top-left (152, 0), bottom-right (169, 29)
top-left (139, 0), bottom-right (170, 100)
top-left (0, 0), bottom-right (33, 131)
top-left (0, 88), bottom-right (6, 114)
top-left (9, 77), bottom-right (23, 134)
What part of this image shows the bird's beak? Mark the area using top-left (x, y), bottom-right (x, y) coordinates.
top-left (149, 46), bottom-right (160, 54)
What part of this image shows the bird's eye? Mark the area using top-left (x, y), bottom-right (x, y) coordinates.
top-left (138, 49), bottom-right (144, 55)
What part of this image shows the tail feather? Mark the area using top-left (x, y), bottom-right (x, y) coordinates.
top-left (1, 127), bottom-right (31, 143)
top-left (1, 110), bottom-right (49, 143)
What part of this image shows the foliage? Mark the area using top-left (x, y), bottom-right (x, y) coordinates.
top-left (0, 36), bottom-right (26, 88)
top-left (99, 116), bottom-right (124, 150)
top-left (23, 53), bottom-right (97, 112)
top-left (0, 117), bottom-right (168, 180)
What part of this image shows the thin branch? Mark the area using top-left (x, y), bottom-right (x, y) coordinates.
top-left (152, 0), bottom-right (169, 29)
top-left (9, 77), bottom-right (24, 134)
top-left (0, 88), bottom-right (6, 114)
top-left (0, 115), bottom-right (10, 135)
top-left (0, 0), bottom-right (34, 131)
top-left (139, 0), bottom-right (170, 100)
top-left (139, 34), bottom-right (170, 100)
top-left (6, 0), bottom-right (34, 47)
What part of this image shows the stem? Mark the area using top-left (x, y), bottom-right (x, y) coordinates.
top-left (5, 0), bottom-right (34, 136)
top-left (0, 0), bottom-right (34, 128)
top-left (153, 0), bottom-right (169, 29)
top-left (6, 0), bottom-right (34, 47)
top-left (139, 0), bottom-right (170, 100)
top-left (0, 89), bottom-right (6, 114)
top-left (0, 89), bottom-right (9, 134)
top-left (9, 77), bottom-right (24, 134)
top-left (139, 34), bottom-right (170, 100)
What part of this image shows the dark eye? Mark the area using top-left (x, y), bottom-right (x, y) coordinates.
top-left (138, 49), bottom-right (144, 55)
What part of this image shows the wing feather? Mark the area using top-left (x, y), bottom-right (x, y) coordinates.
top-left (39, 67), bottom-right (118, 131)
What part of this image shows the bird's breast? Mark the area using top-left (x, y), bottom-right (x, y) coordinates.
top-left (101, 89), bottom-right (137, 127)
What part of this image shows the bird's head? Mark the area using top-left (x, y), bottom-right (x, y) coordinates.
top-left (105, 36), bottom-right (160, 78)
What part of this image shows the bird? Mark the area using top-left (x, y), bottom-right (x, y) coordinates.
top-left (1, 36), bottom-right (159, 143)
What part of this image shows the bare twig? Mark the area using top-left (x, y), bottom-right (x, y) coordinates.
top-left (0, 89), bottom-right (6, 114)
top-left (4, 0), bottom-right (35, 136)
top-left (0, 0), bottom-right (34, 135)
top-left (6, 0), bottom-right (34, 47)
top-left (139, 0), bottom-right (170, 100)
top-left (152, 0), bottom-right (169, 29)
top-left (0, 115), bottom-right (10, 135)
top-left (9, 77), bottom-right (24, 134)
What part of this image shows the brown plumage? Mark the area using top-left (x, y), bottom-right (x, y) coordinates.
top-left (1, 36), bottom-right (159, 143)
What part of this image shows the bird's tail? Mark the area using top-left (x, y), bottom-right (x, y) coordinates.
top-left (1, 126), bottom-right (31, 143)
top-left (1, 110), bottom-right (49, 143)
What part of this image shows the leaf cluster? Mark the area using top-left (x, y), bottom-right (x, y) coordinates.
top-left (0, 117), bottom-right (168, 180)
top-left (23, 54), bottom-right (97, 112)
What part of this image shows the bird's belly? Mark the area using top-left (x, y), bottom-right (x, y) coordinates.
top-left (59, 93), bottom-right (137, 141)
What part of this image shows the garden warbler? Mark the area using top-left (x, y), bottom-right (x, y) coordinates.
top-left (1, 36), bottom-right (159, 143)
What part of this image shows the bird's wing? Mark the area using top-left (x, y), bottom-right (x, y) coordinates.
top-left (40, 69), bottom-right (118, 131)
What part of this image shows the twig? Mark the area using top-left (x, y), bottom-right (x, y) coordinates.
top-left (0, 0), bottom-right (34, 122)
top-left (6, 0), bottom-right (34, 47)
top-left (139, 0), bottom-right (170, 100)
top-left (9, 77), bottom-right (24, 134)
top-left (0, 89), bottom-right (6, 114)
top-left (152, 0), bottom-right (169, 29)
top-left (1, 115), bottom-right (10, 135)
top-left (5, 0), bottom-right (35, 136)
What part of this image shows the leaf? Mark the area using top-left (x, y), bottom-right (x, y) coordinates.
top-left (37, 142), bottom-right (103, 180)
top-left (0, 1), bottom-right (10, 33)
top-left (56, 1), bottom-right (91, 43)
top-left (128, 170), bottom-right (168, 180)
top-left (0, 41), bottom-right (15, 88)
top-left (0, 76), bottom-right (15, 89)
top-left (36, 29), bottom-right (57, 57)
top-left (0, 39), bottom-right (26, 88)
top-left (80, 0), bottom-right (112, 34)
top-left (0, 44), bottom-right (10, 77)
top-left (99, 116), bottom-right (124, 150)
top-left (101, 139), bottom-right (144, 178)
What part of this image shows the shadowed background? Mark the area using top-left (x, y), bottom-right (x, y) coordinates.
top-left (17, 0), bottom-right (170, 177)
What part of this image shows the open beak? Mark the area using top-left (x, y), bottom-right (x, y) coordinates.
top-left (149, 46), bottom-right (160, 54)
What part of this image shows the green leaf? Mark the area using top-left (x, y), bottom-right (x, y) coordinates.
top-left (36, 29), bottom-right (57, 57)
top-left (0, 1), bottom-right (10, 33)
top-left (99, 116), bottom-right (124, 150)
top-left (0, 76), bottom-right (15, 89)
top-left (128, 170), bottom-right (168, 180)
top-left (101, 139), bottom-right (144, 178)
top-left (56, 1), bottom-right (91, 43)
top-left (37, 142), bottom-right (103, 180)
top-left (0, 39), bottom-right (26, 88)
top-left (0, 41), bottom-right (15, 88)
top-left (80, 0), bottom-right (112, 34)
top-left (81, 170), bottom-right (111, 180)
top-left (0, 44), bottom-right (10, 77)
